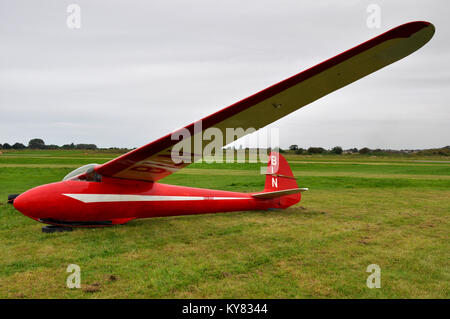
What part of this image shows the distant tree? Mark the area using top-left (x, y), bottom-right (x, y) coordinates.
top-left (359, 147), bottom-right (371, 154)
top-left (350, 148), bottom-right (358, 153)
top-left (2, 143), bottom-right (12, 149)
top-left (307, 147), bottom-right (326, 154)
top-left (75, 144), bottom-right (97, 150)
top-left (295, 148), bottom-right (304, 155)
top-left (12, 142), bottom-right (26, 149)
top-left (416, 146), bottom-right (450, 156)
top-left (331, 146), bottom-right (343, 155)
top-left (46, 144), bottom-right (60, 149)
top-left (62, 143), bottom-right (75, 149)
top-left (289, 144), bottom-right (299, 151)
top-left (28, 138), bottom-right (45, 149)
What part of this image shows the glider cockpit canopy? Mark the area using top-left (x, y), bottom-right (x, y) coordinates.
top-left (63, 163), bottom-right (100, 182)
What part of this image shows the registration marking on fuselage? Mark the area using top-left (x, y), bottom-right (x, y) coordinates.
top-left (62, 194), bottom-right (249, 203)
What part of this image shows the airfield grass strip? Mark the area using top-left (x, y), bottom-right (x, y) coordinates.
top-left (0, 150), bottom-right (449, 298)
top-left (1, 188), bottom-right (448, 298)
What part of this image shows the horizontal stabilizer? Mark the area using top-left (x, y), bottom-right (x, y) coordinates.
top-left (252, 188), bottom-right (308, 199)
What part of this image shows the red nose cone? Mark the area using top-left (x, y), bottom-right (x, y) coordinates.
top-left (13, 193), bottom-right (24, 210)
top-left (12, 181), bottom-right (89, 222)
top-left (13, 192), bottom-right (34, 219)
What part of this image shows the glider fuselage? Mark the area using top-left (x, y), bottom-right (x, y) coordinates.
top-left (13, 177), bottom-right (298, 227)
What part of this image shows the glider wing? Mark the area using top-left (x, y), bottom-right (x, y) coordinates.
top-left (94, 21), bottom-right (434, 182)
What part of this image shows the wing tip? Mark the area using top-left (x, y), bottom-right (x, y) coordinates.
top-left (396, 20), bottom-right (435, 41)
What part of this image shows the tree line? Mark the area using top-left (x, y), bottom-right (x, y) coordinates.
top-left (0, 138), bottom-right (97, 150)
top-left (1, 138), bottom-right (448, 156)
top-left (285, 145), bottom-right (450, 156)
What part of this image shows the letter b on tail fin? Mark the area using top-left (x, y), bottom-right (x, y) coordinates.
top-left (264, 152), bottom-right (298, 191)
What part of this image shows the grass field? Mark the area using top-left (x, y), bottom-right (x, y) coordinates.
top-left (0, 150), bottom-right (449, 298)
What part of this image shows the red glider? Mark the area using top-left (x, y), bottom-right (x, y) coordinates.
top-left (12, 22), bottom-right (434, 231)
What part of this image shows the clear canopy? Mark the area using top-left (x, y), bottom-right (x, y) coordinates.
top-left (62, 163), bottom-right (99, 181)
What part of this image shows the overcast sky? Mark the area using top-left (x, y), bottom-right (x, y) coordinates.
top-left (0, 0), bottom-right (448, 149)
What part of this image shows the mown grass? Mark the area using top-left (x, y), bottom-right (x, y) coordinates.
top-left (0, 150), bottom-right (448, 298)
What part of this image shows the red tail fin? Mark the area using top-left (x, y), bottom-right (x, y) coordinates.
top-left (262, 152), bottom-right (301, 208)
top-left (264, 152), bottom-right (298, 191)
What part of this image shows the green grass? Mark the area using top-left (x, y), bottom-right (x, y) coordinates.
top-left (0, 150), bottom-right (448, 298)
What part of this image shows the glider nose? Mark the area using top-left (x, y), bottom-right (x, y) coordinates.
top-left (13, 190), bottom-right (40, 220)
top-left (13, 192), bottom-right (29, 214)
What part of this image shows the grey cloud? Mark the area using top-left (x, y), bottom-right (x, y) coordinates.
top-left (0, 0), bottom-right (448, 149)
